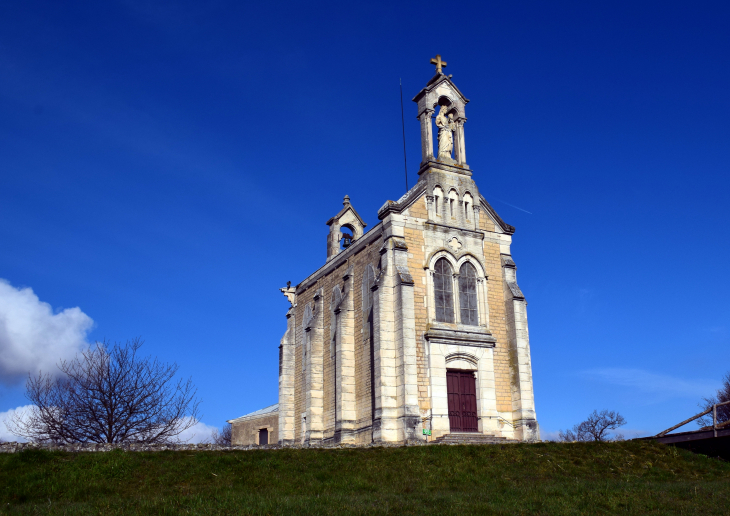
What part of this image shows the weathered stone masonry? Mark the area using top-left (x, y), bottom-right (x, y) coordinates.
top-left (230, 61), bottom-right (539, 446)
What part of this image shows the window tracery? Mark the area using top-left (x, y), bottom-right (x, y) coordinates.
top-left (459, 262), bottom-right (479, 326)
top-left (434, 258), bottom-right (455, 323)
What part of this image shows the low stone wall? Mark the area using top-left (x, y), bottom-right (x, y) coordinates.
top-left (0, 439), bottom-right (433, 453)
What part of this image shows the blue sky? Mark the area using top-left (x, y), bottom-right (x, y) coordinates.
top-left (1, 0), bottom-right (728, 441)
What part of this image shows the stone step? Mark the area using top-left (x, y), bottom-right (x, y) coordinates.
top-left (430, 433), bottom-right (518, 445)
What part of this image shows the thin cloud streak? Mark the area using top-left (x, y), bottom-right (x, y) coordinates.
top-left (493, 198), bottom-right (533, 214)
top-left (581, 368), bottom-right (717, 399)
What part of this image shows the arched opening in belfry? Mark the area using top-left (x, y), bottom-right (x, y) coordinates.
top-left (340, 224), bottom-right (355, 250)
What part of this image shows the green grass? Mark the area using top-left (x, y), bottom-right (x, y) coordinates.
top-left (1, 441), bottom-right (728, 515)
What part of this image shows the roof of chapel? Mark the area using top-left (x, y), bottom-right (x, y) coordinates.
top-left (227, 403), bottom-right (279, 424)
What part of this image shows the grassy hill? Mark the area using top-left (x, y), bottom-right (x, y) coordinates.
top-left (1, 440), bottom-right (728, 515)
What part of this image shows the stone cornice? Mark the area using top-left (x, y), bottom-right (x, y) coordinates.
top-left (417, 159), bottom-right (472, 177)
top-left (424, 327), bottom-right (496, 347)
top-left (376, 181), bottom-right (427, 220)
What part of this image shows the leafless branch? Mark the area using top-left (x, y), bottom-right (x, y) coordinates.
top-left (7, 338), bottom-right (200, 444)
top-left (698, 371), bottom-right (730, 428)
top-left (211, 423), bottom-right (232, 446)
top-left (558, 409), bottom-right (626, 442)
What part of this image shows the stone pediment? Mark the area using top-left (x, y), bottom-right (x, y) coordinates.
top-left (326, 203), bottom-right (367, 229)
top-left (412, 73), bottom-right (469, 106)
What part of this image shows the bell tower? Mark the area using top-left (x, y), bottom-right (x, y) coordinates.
top-left (412, 54), bottom-right (470, 170)
top-left (325, 195), bottom-right (367, 261)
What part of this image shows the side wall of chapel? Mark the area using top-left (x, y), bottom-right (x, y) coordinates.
top-left (289, 236), bottom-right (383, 445)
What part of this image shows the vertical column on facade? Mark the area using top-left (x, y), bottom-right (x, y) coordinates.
top-left (371, 243), bottom-right (398, 442)
top-left (335, 266), bottom-right (357, 442)
top-left (391, 238), bottom-right (420, 442)
top-left (304, 288), bottom-right (325, 443)
top-left (443, 195), bottom-right (450, 220)
top-left (473, 205), bottom-right (481, 232)
top-left (457, 119), bottom-right (467, 165)
top-left (451, 271), bottom-right (461, 324)
top-left (501, 255), bottom-right (539, 441)
top-left (476, 346), bottom-right (499, 435)
top-left (426, 339), bottom-right (449, 439)
top-left (477, 277), bottom-right (490, 329)
top-left (453, 119), bottom-right (463, 164)
top-left (278, 306), bottom-right (296, 444)
top-left (418, 109), bottom-right (434, 163)
top-left (425, 195), bottom-right (434, 221)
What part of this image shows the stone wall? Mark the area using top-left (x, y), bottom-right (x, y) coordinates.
top-left (291, 235), bottom-right (383, 445)
top-left (231, 412), bottom-right (278, 446)
top-left (0, 439), bottom-right (436, 454)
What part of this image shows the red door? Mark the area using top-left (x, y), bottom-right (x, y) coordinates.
top-left (447, 370), bottom-right (478, 432)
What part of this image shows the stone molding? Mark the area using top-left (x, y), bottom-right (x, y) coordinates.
top-left (424, 222), bottom-right (485, 240)
top-left (376, 182), bottom-right (427, 220)
top-left (424, 327), bottom-right (496, 347)
top-left (417, 159), bottom-right (472, 177)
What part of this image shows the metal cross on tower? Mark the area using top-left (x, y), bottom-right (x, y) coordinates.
top-left (430, 54), bottom-right (447, 74)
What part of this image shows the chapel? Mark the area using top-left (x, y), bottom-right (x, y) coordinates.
top-left (229, 56), bottom-right (539, 446)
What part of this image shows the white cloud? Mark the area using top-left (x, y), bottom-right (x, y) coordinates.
top-left (0, 279), bottom-right (93, 385)
top-left (581, 368), bottom-right (717, 399)
top-left (0, 405), bottom-right (33, 442)
top-left (1, 409), bottom-right (220, 444)
top-left (540, 429), bottom-right (561, 441)
top-left (176, 418), bottom-right (219, 444)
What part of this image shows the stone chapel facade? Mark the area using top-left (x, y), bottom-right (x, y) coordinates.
top-left (230, 59), bottom-right (539, 445)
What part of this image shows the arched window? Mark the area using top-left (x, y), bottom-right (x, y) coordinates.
top-left (459, 262), bottom-right (479, 326)
top-left (434, 258), bottom-right (455, 323)
top-left (433, 186), bottom-right (443, 217)
top-left (463, 193), bottom-right (473, 220)
top-left (448, 190), bottom-right (458, 218)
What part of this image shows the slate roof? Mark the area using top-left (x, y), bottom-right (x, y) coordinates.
top-left (227, 403), bottom-right (279, 424)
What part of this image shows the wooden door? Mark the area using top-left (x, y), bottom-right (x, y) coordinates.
top-left (447, 370), bottom-right (478, 432)
top-left (259, 428), bottom-right (268, 445)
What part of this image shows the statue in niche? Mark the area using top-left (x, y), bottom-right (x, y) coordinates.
top-left (435, 105), bottom-right (457, 161)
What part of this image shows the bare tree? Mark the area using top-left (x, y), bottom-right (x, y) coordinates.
top-left (211, 423), bottom-right (232, 446)
top-left (698, 371), bottom-right (730, 428)
top-left (558, 410), bottom-right (626, 442)
top-left (7, 338), bottom-right (200, 444)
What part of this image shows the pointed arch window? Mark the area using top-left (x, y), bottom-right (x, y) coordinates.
top-left (434, 258), bottom-right (455, 323)
top-left (459, 262), bottom-right (479, 326)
